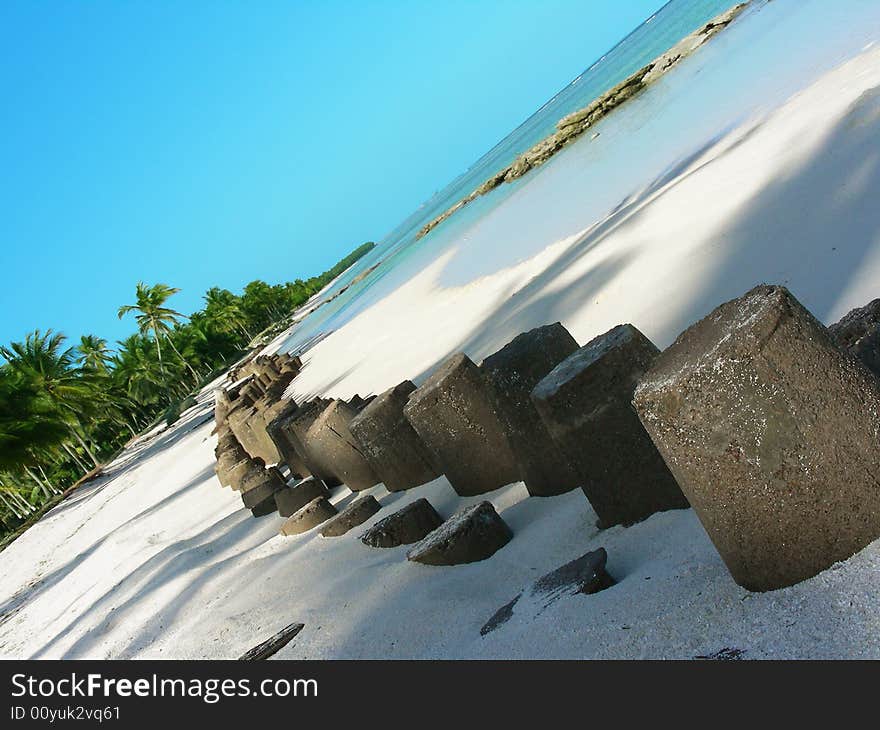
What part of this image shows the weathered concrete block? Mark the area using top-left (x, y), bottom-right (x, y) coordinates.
top-left (828, 297), bottom-right (880, 378)
top-left (227, 457), bottom-right (266, 492)
top-left (480, 323), bottom-right (582, 497)
top-left (266, 403), bottom-right (310, 478)
top-left (403, 353), bottom-right (519, 496)
top-left (278, 400), bottom-right (341, 485)
top-left (240, 468), bottom-right (287, 509)
top-left (360, 498), bottom-right (443, 548)
top-left (406, 501), bottom-right (512, 565)
top-left (480, 548), bottom-right (614, 636)
top-left (279, 497), bottom-right (338, 536)
top-left (320, 495), bottom-right (382, 537)
top-left (251, 493), bottom-right (280, 518)
top-left (215, 453), bottom-right (249, 488)
top-left (532, 324), bottom-right (688, 528)
top-left (349, 381), bottom-right (440, 492)
top-left (274, 476), bottom-right (331, 518)
top-left (634, 285), bottom-right (880, 591)
top-left (305, 400), bottom-right (380, 491)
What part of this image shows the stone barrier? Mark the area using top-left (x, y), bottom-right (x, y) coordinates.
top-left (305, 400), bottom-right (380, 491)
top-left (634, 284), bottom-right (880, 591)
top-left (480, 323), bottom-right (581, 497)
top-left (349, 381), bottom-right (440, 492)
top-left (532, 324), bottom-right (688, 528)
top-left (403, 353), bottom-right (519, 496)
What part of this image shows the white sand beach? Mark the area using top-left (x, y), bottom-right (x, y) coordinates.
top-left (3, 4), bottom-right (880, 660)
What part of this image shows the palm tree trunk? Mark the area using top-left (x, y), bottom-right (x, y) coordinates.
top-left (164, 335), bottom-right (200, 382)
top-left (62, 442), bottom-right (89, 473)
top-left (38, 465), bottom-right (60, 495)
top-left (71, 428), bottom-right (100, 468)
top-left (24, 466), bottom-right (52, 500)
top-left (0, 491), bottom-right (24, 519)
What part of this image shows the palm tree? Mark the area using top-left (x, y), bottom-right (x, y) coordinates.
top-left (117, 282), bottom-right (198, 381)
top-left (76, 334), bottom-right (112, 373)
top-left (0, 330), bottom-right (102, 468)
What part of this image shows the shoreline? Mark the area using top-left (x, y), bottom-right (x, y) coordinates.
top-left (416, 2), bottom-right (749, 240)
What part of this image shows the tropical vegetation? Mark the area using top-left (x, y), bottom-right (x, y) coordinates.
top-left (0, 242), bottom-right (375, 543)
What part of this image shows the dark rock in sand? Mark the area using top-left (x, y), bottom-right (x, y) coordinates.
top-left (349, 381), bottom-right (441, 492)
top-left (360, 498), bottom-right (443, 548)
top-left (320, 495), bottom-right (382, 537)
top-left (403, 353), bottom-right (519, 496)
top-left (480, 323), bottom-right (582, 497)
top-left (406, 501), bottom-right (512, 566)
top-left (279, 496), bottom-right (338, 536)
top-left (481, 548), bottom-right (614, 635)
top-left (532, 324), bottom-right (688, 528)
top-left (634, 284), bottom-right (880, 592)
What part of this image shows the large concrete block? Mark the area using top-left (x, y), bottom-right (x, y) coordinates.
top-left (634, 284), bottom-right (880, 591)
top-left (828, 297), bottom-right (880, 378)
top-left (532, 324), bottom-right (687, 528)
top-left (406, 501), bottom-right (512, 566)
top-left (403, 353), bottom-right (519, 496)
top-left (305, 400), bottom-right (380, 491)
top-left (266, 402), bottom-right (311, 478)
top-left (240, 467), bottom-right (287, 509)
top-left (320, 495), bottom-right (382, 537)
top-left (349, 381), bottom-right (440, 492)
top-left (274, 476), bottom-right (330, 517)
top-left (278, 400), bottom-right (341, 485)
top-left (279, 497), bottom-right (338, 536)
top-left (480, 323), bottom-right (582, 497)
top-left (360, 498), bottom-right (442, 548)
top-left (227, 457), bottom-right (267, 492)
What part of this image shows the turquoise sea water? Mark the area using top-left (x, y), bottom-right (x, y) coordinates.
top-left (281, 0), bottom-right (880, 355)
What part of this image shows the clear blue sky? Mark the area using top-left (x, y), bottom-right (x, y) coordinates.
top-left (0, 0), bottom-right (663, 348)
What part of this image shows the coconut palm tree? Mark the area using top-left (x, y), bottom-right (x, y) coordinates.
top-left (0, 330), bottom-right (102, 468)
top-left (76, 334), bottom-right (112, 373)
top-left (117, 282), bottom-right (198, 381)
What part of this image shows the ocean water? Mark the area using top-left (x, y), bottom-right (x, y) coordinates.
top-left (281, 0), bottom-right (880, 355)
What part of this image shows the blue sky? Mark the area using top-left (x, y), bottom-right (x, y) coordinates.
top-left (0, 0), bottom-right (663, 348)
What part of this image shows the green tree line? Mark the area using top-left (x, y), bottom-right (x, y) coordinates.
top-left (0, 242), bottom-right (375, 540)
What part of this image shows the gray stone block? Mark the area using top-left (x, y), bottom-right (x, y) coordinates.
top-left (403, 353), bottom-right (519, 496)
top-left (532, 324), bottom-right (688, 528)
top-left (480, 323), bottom-right (582, 497)
top-left (305, 400), bottom-right (380, 491)
top-left (634, 284), bottom-right (880, 591)
top-left (349, 381), bottom-right (440, 492)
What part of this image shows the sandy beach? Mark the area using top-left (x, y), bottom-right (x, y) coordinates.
top-left (3, 1), bottom-right (880, 660)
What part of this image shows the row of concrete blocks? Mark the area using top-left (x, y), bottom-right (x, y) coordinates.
top-left (215, 428), bottom-right (514, 566)
top-left (216, 285), bottom-right (880, 591)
